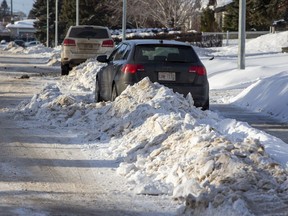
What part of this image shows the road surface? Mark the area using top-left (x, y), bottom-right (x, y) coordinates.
top-left (0, 53), bottom-right (176, 215)
top-left (0, 52), bottom-right (287, 215)
top-left (211, 103), bottom-right (288, 144)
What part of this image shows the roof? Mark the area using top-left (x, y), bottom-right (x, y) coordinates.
top-left (6, 19), bottom-right (37, 29)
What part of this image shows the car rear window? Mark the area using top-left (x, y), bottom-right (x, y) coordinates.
top-left (69, 27), bottom-right (109, 39)
top-left (134, 45), bottom-right (199, 63)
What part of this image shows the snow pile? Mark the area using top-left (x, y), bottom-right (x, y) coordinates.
top-left (230, 72), bottom-right (288, 122)
top-left (245, 31), bottom-right (288, 53)
top-left (98, 79), bottom-right (288, 215)
top-left (13, 68), bottom-right (288, 215)
top-left (2, 42), bottom-right (59, 58)
top-left (67, 58), bottom-right (106, 92)
top-left (2, 41), bottom-right (25, 52)
top-left (23, 44), bottom-right (56, 55)
top-left (10, 30), bottom-right (288, 215)
top-left (210, 31), bottom-right (288, 55)
top-left (204, 31), bottom-right (288, 122)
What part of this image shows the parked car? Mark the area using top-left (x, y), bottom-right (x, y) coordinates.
top-left (14, 40), bottom-right (26, 47)
top-left (61, 25), bottom-right (114, 75)
top-left (25, 40), bottom-right (41, 47)
top-left (95, 39), bottom-right (209, 110)
top-left (0, 40), bottom-right (6, 44)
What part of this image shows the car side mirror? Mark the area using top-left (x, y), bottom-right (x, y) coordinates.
top-left (97, 55), bottom-right (109, 63)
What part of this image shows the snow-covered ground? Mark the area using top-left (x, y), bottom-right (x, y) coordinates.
top-left (2, 31), bottom-right (288, 215)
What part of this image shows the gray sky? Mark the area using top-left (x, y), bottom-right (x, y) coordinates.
top-left (9, 0), bottom-right (34, 16)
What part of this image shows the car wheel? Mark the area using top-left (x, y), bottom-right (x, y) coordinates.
top-left (201, 99), bottom-right (209, 111)
top-left (95, 78), bottom-right (100, 102)
top-left (111, 84), bottom-right (118, 101)
top-left (61, 64), bottom-right (70, 76)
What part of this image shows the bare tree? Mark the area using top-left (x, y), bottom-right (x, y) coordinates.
top-left (105, 0), bottom-right (154, 28)
top-left (106, 0), bottom-right (203, 30)
top-left (139, 0), bottom-right (202, 29)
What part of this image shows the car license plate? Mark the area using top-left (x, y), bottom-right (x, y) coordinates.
top-left (158, 72), bottom-right (176, 81)
top-left (79, 44), bottom-right (99, 50)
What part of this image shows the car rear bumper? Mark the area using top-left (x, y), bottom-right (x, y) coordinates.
top-left (116, 79), bottom-right (209, 108)
top-left (61, 50), bottom-right (113, 67)
top-left (159, 83), bottom-right (209, 107)
top-left (62, 59), bottom-right (87, 67)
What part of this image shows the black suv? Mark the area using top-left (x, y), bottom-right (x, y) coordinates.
top-left (95, 39), bottom-right (209, 110)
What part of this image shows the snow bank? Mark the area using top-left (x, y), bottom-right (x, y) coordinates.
top-left (203, 31), bottom-right (288, 123)
top-left (230, 72), bottom-right (288, 122)
top-left (8, 29), bottom-right (288, 215)
top-left (209, 31), bottom-right (288, 55)
top-left (2, 42), bottom-right (59, 59)
top-left (13, 61), bottom-right (288, 215)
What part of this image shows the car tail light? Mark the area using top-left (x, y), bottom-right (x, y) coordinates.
top-left (63, 39), bottom-right (76, 46)
top-left (102, 39), bottom-right (114, 47)
top-left (189, 66), bottom-right (206, 76)
top-left (121, 64), bottom-right (145, 74)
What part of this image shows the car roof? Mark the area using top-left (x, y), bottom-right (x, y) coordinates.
top-left (122, 39), bottom-right (192, 47)
top-left (69, 25), bottom-right (109, 29)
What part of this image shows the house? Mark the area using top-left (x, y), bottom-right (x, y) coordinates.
top-left (214, 0), bottom-right (233, 30)
top-left (0, 22), bottom-right (10, 42)
top-left (6, 19), bottom-right (37, 41)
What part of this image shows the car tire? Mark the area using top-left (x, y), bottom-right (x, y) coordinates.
top-left (201, 100), bottom-right (209, 111)
top-left (61, 64), bottom-right (70, 76)
top-left (111, 84), bottom-right (118, 101)
top-left (95, 78), bottom-right (100, 102)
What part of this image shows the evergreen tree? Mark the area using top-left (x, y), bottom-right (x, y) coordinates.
top-left (283, 7), bottom-right (288, 22)
top-left (223, 0), bottom-right (269, 31)
top-left (223, 0), bottom-right (287, 31)
top-left (31, 0), bottom-right (51, 45)
top-left (0, 0), bottom-right (10, 21)
top-left (223, 1), bottom-right (240, 31)
top-left (249, 0), bottom-right (283, 30)
top-left (59, 0), bottom-right (112, 40)
top-left (201, 7), bottom-right (218, 32)
top-left (30, 0), bottom-right (112, 45)
top-left (58, 0), bottom-right (74, 40)
top-left (30, 0), bottom-right (63, 46)
top-left (267, 0), bottom-right (288, 21)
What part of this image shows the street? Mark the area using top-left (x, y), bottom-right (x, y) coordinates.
top-left (211, 102), bottom-right (288, 144)
top-left (0, 53), bottom-right (177, 215)
top-left (0, 52), bottom-right (287, 215)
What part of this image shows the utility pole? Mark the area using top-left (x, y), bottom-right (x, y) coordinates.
top-left (47, 0), bottom-right (49, 47)
top-left (10, 0), bottom-right (13, 23)
top-left (122, 0), bottom-right (127, 41)
top-left (55, 0), bottom-right (58, 47)
top-left (76, 0), bottom-right (79, 26)
top-left (238, 0), bottom-right (246, 69)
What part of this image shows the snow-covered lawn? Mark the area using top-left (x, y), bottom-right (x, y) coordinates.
top-left (3, 31), bottom-right (288, 215)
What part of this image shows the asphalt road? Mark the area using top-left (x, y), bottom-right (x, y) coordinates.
top-left (0, 53), bottom-right (177, 215)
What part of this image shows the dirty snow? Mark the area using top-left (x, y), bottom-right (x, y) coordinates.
top-left (4, 31), bottom-right (288, 215)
